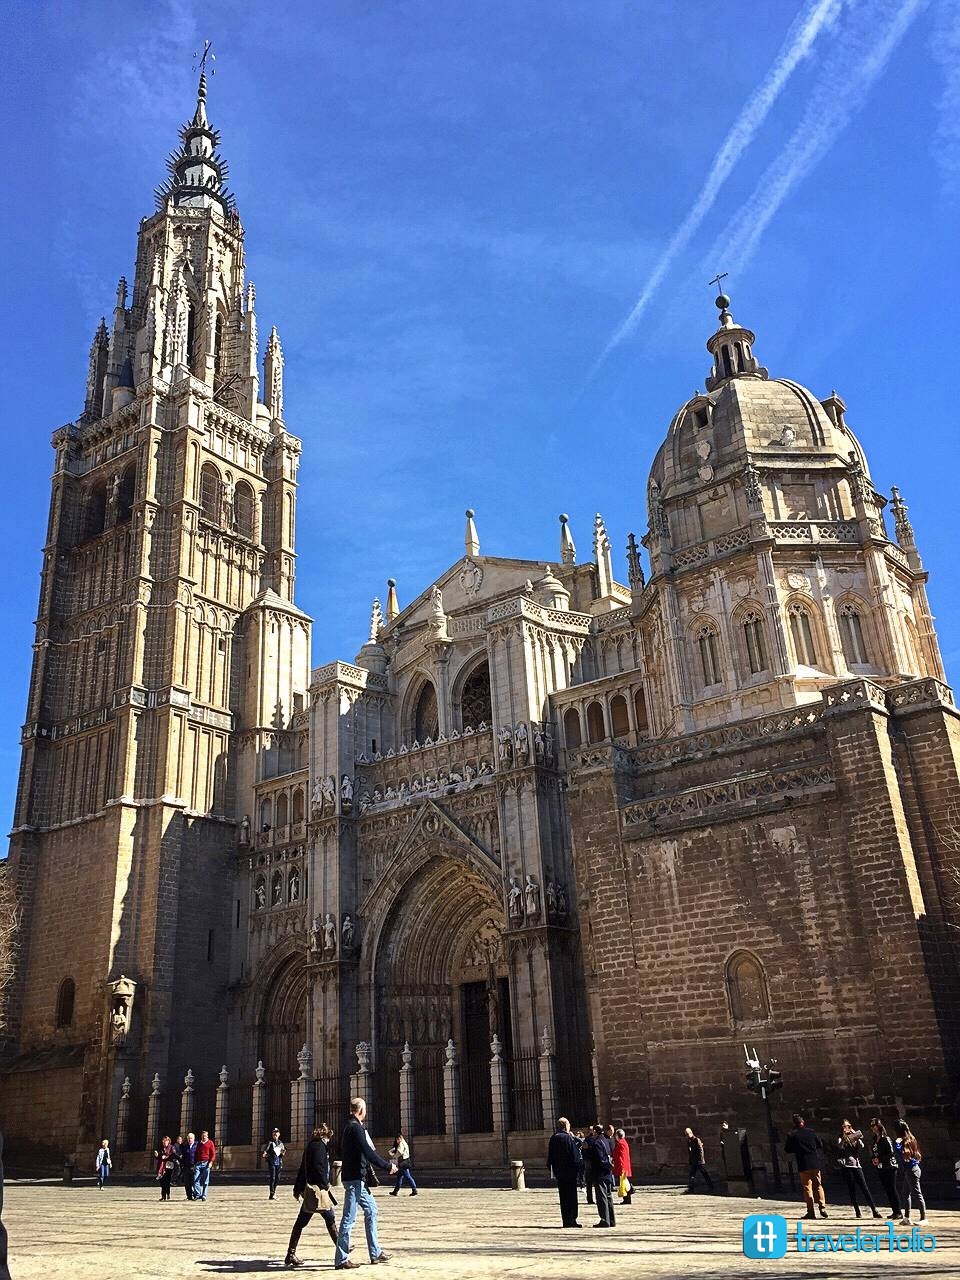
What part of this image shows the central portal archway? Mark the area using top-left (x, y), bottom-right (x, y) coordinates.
top-left (372, 849), bottom-right (508, 1134)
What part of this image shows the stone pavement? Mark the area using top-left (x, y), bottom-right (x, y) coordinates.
top-left (3, 1179), bottom-right (959, 1279)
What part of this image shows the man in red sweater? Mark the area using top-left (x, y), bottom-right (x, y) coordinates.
top-left (194, 1130), bottom-right (217, 1201)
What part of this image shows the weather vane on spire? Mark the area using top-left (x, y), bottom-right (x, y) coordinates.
top-left (193, 40), bottom-right (216, 76)
top-left (708, 271), bottom-right (729, 296)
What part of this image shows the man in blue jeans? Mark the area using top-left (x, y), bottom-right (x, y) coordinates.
top-left (334, 1098), bottom-right (397, 1270)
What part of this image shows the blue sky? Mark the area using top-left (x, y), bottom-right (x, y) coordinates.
top-left (1, 0), bottom-right (959, 825)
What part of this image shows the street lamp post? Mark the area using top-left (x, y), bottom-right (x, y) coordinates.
top-left (744, 1045), bottom-right (783, 1192)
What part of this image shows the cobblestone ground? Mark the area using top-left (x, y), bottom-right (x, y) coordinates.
top-left (3, 1179), bottom-right (959, 1279)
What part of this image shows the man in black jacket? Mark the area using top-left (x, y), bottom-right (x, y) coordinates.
top-left (583, 1125), bottom-right (616, 1228)
top-left (547, 1117), bottom-right (584, 1228)
top-left (784, 1114), bottom-right (828, 1220)
top-left (334, 1098), bottom-right (397, 1270)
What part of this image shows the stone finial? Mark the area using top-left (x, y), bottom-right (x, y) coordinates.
top-left (218, 1065), bottom-right (229, 1088)
top-left (540, 1026), bottom-right (553, 1057)
top-left (183, 1068), bottom-right (195, 1092)
top-left (116, 277), bottom-right (128, 309)
top-left (890, 486), bottom-right (915, 548)
top-left (355, 1041), bottom-right (372, 1071)
top-left (386, 578), bottom-right (400, 622)
top-left (296, 1044), bottom-right (313, 1079)
top-left (594, 513), bottom-right (613, 597)
top-left (265, 326), bottom-right (284, 419)
top-left (559, 514), bottom-right (576, 565)
top-left (121, 1076), bottom-right (132, 1099)
top-left (401, 1041), bottom-right (413, 1070)
top-left (626, 533), bottom-right (645, 591)
top-left (246, 280), bottom-right (256, 313)
top-left (445, 1038), bottom-right (457, 1066)
top-left (151, 1072), bottom-right (161, 1096)
top-left (368, 597), bottom-right (384, 643)
top-left (254, 1060), bottom-right (266, 1085)
top-left (490, 1034), bottom-right (503, 1060)
top-left (465, 508), bottom-right (480, 557)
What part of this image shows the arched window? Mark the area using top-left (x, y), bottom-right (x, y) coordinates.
top-left (234, 481), bottom-right (255, 540)
top-left (116, 463), bottom-right (136, 523)
top-left (55, 977), bottom-right (75, 1029)
top-left (200, 464), bottom-right (222, 525)
top-left (788, 603), bottom-right (819, 666)
top-left (459, 660), bottom-right (492, 730)
top-left (586, 701), bottom-right (606, 743)
top-left (634, 688), bottom-right (649, 734)
top-left (276, 793), bottom-right (289, 828)
top-left (292, 788), bottom-right (304, 824)
top-left (84, 480), bottom-right (107, 541)
top-left (563, 707), bottom-right (582, 749)
top-left (413, 680), bottom-right (439, 743)
top-left (696, 624), bottom-right (721, 687)
top-left (725, 951), bottom-right (771, 1027)
top-left (610, 694), bottom-right (629, 738)
top-left (838, 603), bottom-right (869, 666)
top-left (741, 610), bottom-right (767, 675)
top-left (271, 871), bottom-right (284, 906)
top-left (259, 797), bottom-right (273, 831)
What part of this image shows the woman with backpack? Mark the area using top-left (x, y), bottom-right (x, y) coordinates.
top-left (835, 1121), bottom-right (881, 1219)
top-left (388, 1133), bottom-right (418, 1196)
top-left (869, 1118), bottom-right (901, 1220)
top-left (893, 1120), bottom-right (928, 1225)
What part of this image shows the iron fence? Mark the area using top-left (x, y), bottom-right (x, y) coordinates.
top-left (263, 1077), bottom-right (291, 1144)
top-left (414, 1061), bottom-right (445, 1135)
top-left (230, 1078), bottom-right (254, 1147)
top-left (314, 1072), bottom-right (347, 1132)
top-left (556, 1056), bottom-right (596, 1129)
top-left (460, 1058), bottom-right (492, 1133)
top-left (506, 1052), bottom-right (543, 1132)
top-left (372, 1065), bottom-right (400, 1139)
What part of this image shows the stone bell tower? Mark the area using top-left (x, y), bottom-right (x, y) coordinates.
top-left (1, 73), bottom-right (310, 1162)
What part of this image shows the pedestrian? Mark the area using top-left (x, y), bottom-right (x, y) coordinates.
top-left (547, 1117), bottom-right (583, 1228)
top-left (95, 1139), bottom-right (112, 1189)
top-left (583, 1124), bottom-right (616, 1228)
top-left (784, 1114), bottom-right (827, 1220)
top-left (333, 1097), bottom-right (397, 1270)
top-left (194, 1128), bottom-right (216, 1201)
top-left (573, 1130), bottom-right (586, 1192)
top-left (578, 1128), bottom-right (595, 1204)
top-left (869, 1118), bottom-right (901, 1220)
top-left (684, 1126), bottom-right (714, 1193)
top-left (264, 1127), bottom-right (286, 1200)
top-left (893, 1120), bottom-right (928, 1226)
top-left (388, 1133), bottom-right (418, 1196)
top-left (612, 1128), bottom-right (633, 1205)
top-left (835, 1120), bottom-right (881, 1219)
top-left (154, 1135), bottom-right (177, 1201)
top-left (284, 1124), bottom-right (340, 1268)
top-left (180, 1131), bottom-right (197, 1199)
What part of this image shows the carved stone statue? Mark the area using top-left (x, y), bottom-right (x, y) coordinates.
top-left (289, 868), bottom-right (300, 902)
top-left (110, 1001), bottom-right (128, 1047)
top-left (254, 879), bottom-right (266, 909)
top-left (321, 775), bottom-right (337, 813)
top-left (340, 774), bottom-right (354, 809)
top-left (514, 722), bottom-right (529, 760)
top-left (498, 727), bottom-right (513, 764)
top-left (342, 914), bottom-right (355, 951)
top-left (222, 479), bottom-right (235, 527)
top-left (309, 916), bottom-right (321, 952)
top-left (238, 814), bottom-right (251, 845)
top-left (359, 791), bottom-right (372, 813)
top-left (556, 881), bottom-right (568, 920)
top-left (323, 913), bottom-right (337, 954)
top-left (311, 778), bottom-right (323, 816)
top-left (524, 874), bottom-right (541, 921)
top-left (463, 762), bottom-right (475, 783)
top-left (533, 727), bottom-right (545, 761)
top-left (507, 876), bottom-right (524, 923)
top-left (546, 879), bottom-right (559, 917)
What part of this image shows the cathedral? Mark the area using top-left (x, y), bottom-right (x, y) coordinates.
top-left (2, 75), bottom-right (959, 1177)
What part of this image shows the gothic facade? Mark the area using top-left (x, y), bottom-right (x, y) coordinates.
top-left (3, 78), bottom-right (959, 1175)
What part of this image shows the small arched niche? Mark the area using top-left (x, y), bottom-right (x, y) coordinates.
top-left (725, 950), bottom-right (771, 1027)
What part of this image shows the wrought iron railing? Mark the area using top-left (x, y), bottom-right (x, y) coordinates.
top-left (506, 1053), bottom-right (542, 1132)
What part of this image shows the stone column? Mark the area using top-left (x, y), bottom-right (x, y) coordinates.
top-left (490, 1035), bottom-right (509, 1136)
top-left (290, 1044), bottom-right (316, 1145)
top-left (146, 1073), bottom-right (161, 1154)
top-left (398, 1041), bottom-right (415, 1139)
top-left (538, 1027), bottom-right (557, 1131)
top-left (115, 1076), bottom-right (131, 1152)
top-left (180, 1069), bottom-right (195, 1140)
top-left (215, 1065), bottom-right (230, 1148)
top-left (443, 1040), bottom-right (461, 1160)
top-left (349, 1041), bottom-right (372, 1130)
top-left (251, 1060), bottom-right (267, 1152)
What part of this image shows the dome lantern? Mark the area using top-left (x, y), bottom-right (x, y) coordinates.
top-left (704, 293), bottom-right (767, 391)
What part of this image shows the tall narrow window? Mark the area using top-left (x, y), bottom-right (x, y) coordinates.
top-left (234, 481), bottom-right (255, 540)
top-left (586, 701), bottom-right (606, 743)
top-left (563, 707), bottom-right (582, 749)
top-left (788, 604), bottom-right (819, 666)
top-left (200, 463), bottom-right (222, 524)
top-left (55, 977), bottom-right (76, 1029)
top-left (697, 625), bottom-right (721, 687)
top-left (742, 611), bottom-right (767, 675)
top-left (634, 688), bottom-right (649, 734)
top-left (185, 303), bottom-right (197, 371)
top-left (413, 680), bottom-right (439, 742)
top-left (610, 694), bottom-right (629, 738)
top-left (838, 603), bottom-right (868, 666)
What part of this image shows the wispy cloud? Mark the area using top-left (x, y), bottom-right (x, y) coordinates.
top-left (931, 0), bottom-right (960, 196)
top-left (594, 0), bottom-right (842, 365)
top-left (707, 0), bottom-right (928, 275)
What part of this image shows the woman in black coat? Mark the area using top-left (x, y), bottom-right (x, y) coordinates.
top-left (285, 1125), bottom-right (339, 1267)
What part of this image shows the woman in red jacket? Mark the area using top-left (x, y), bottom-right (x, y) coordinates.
top-left (612, 1128), bottom-right (633, 1205)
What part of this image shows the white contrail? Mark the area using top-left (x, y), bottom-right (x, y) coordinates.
top-left (709, 0), bottom-right (928, 275)
top-left (931, 0), bottom-right (960, 198)
top-left (594, 0), bottom-right (842, 365)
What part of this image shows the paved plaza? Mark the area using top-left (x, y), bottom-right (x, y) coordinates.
top-left (3, 1179), bottom-right (959, 1279)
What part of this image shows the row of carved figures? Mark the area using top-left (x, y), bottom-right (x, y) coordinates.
top-left (507, 875), bottom-right (569, 924)
top-left (309, 912), bottom-right (357, 956)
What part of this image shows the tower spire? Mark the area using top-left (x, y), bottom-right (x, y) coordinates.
top-left (155, 71), bottom-right (235, 215)
top-left (464, 508), bottom-right (480, 557)
top-left (559, 514), bottom-right (576, 565)
top-left (386, 578), bottom-right (400, 622)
